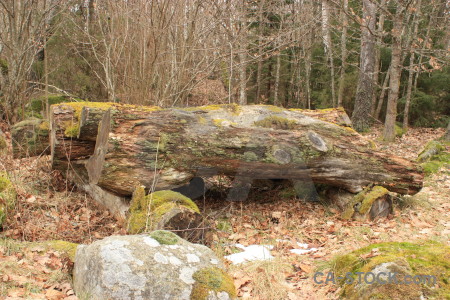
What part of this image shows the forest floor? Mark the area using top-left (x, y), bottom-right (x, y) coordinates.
top-left (0, 124), bottom-right (448, 300)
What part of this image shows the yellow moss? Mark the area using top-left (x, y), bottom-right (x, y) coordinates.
top-left (44, 240), bottom-right (78, 262)
top-left (261, 105), bottom-right (284, 112)
top-left (127, 190), bottom-right (200, 234)
top-left (38, 121), bottom-right (50, 131)
top-left (183, 104), bottom-right (223, 112)
top-left (367, 139), bottom-right (377, 150)
top-left (151, 202), bottom-right (177, 221)
top-left (147, 190), bottom-right (200, 213)
top-left (358, 186), bottom-right (388, 214)
top-left (342, 126), bottom-right (358, 134)
top-left (212, 119), bottom-right (236, 128)
top-left (341, 186), bottom-right (388, 219)
top-left (127, 210), bottom-right (148, 234)
top-left (64, 122), bottom-right (80, 138)
top-left (254, 116), bottom-right (297, 130)
top-left (191, 267), bottom-right (237, 300)
top-left (130, 186), bottom-right (146, 211)
top-left (198, 116), bottom-right (207, 124)
top-left (223, 103), bottom-right (241, 115)
top-left (0, 172), bottom-right (16, 227)
top-left (183, 104), bottom-right (241, 115)
top-left (60, 101), bottom-right (161, 120)
top-left (61, 101), bottom-right (114, 120)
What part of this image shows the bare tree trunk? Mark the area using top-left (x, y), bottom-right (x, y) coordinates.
top-left (352, 0), bottom-right (377, 132)
top-left (237, 2), bottom-right (247, 105)
top-left (383, 5), bottom-right (404, 142)
top-left (371, 0), bottom-right (386, 116)
top-left (413, 2), bottom-right (436, 91)
top-left (403, 0), bottom-right (422, 130)
top-left (375, 64), bottom-right (391, 120)
top-left (337, 0), bottom-right (348, 108)
top-left (321, 0), bottom-right (336, 107)
top-left (0, 0), bottom-right (61, 122)
top-left (273, 52), bottom-right (281, 106)
top-left (255, 0), bottom-right (266, 103)
top-left (238, 49), bottom-right (247, 105)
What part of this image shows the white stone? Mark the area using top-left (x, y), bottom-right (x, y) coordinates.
top-left (186, 253), bottom-right (200, 263)
top-left (154, 253), bottom-right (169, 264)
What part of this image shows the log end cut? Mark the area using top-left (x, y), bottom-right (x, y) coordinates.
top-left (341, 186), bottom-right (392, 221)
top-left (127, 188), bottom-right (210, 244)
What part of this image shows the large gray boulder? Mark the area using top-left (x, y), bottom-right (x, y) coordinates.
top-left (73, 230), bottom-right (236, 300)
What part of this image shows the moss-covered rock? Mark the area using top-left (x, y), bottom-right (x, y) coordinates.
top-left (417, 140), bottom-right (450, 175)
top-left (418, 141), bottom-right (445, 162)
top-left (191, 267), bottom-right (237, 300)
top-left (149, 230), bottom-right (180, 245)
top-left (11, 118), bottom-right (50, 158)
top-left (341, 186), bottom-right (389, 220)
top-left (330, 241), bottom-right (450, 300)
top-left (0, 172), bottom-right (16, 228)
top-left (127, 189), bottom-right (200, 234)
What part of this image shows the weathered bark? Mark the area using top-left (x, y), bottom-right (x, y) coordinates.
top-left (352, 0), bottom-right (377, 132)
top-left (403, 0), bottom-right (421, 130)
top-left (50, 103), bottom-right (423, 199)
top-left (321, 0), bottom-right (336, 107)
top-left (11, 118), bottom-right (50, 159)
top-left (337, 0), bottom-right (348, 108)
top-left (375, 64), bottom-right (391, 120)
top-left (371, 0), bottom-right (386, 116)
top-left (383, 5), bottom-right (404, 142)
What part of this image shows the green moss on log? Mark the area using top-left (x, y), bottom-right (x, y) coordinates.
top-left (254, 116), bottom-right (297, 130)
top-left (191, 267), bottom-right (236, 300)
top-left (342, 186), bottom-right (388, 220)
top-left (64, 122), bottom-right (80, 138)
top-left (127, 189), bottom-right (200, 234)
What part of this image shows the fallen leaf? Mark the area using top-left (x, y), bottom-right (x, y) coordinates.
top-left (45, 288), bottom-right (65, 300)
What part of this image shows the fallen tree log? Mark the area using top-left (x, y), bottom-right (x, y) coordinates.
top-left (50, 103), bottom-right (423, 200)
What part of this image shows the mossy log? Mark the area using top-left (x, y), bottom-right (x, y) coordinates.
top-left (50, 103), bottom-right (423, 199)
top-left (127, 188), bottom-right (209, 244)
top-left (11, 118), bottom-right (50, 158)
